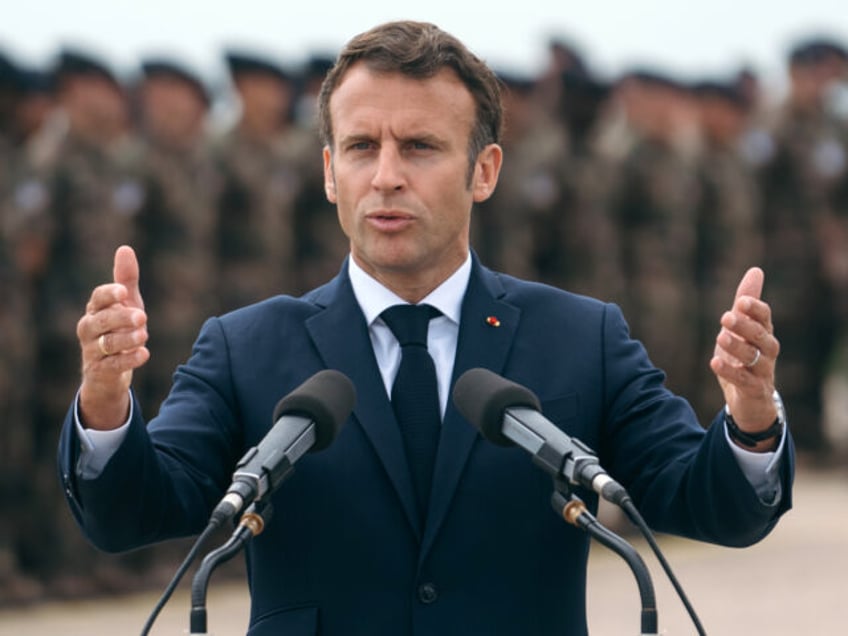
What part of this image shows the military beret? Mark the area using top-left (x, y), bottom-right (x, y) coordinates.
top-left (303, 54), bottom-right (335, 78)
top-left (561, 69), bottom-right (610, 101)
top-left (141, 58), bottom-right (209, 104)
top-left (619, 67), bottom-right (688, 92)
top-left (54, 48), bottom-right (120, 86)
top-left (789, 37), bottom-right (848, 66)
top-left (224, 51), bottom-right (291, 82)
top-left (691, 80), bottom-right (749, 109)
top-left (18, 67), bottom-right (54, 94)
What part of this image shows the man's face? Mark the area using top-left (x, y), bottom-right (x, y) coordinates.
top-left (141, 77), bottom-right (207, 146)
top-left (323, 63), bottom-right (501, 299)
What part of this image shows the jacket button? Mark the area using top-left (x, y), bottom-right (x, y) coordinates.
top-left (418, 582), bottom-right (438, 604)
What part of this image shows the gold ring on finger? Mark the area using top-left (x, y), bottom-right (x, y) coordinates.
top-left (98, 334), bottom-right (111, 357)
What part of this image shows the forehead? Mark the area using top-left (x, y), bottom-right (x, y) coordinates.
top-left (328, 62), bottom-right (476, 140)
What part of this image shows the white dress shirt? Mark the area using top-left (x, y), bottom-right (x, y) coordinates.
top-left (347, 253), bottom-right (470, 418)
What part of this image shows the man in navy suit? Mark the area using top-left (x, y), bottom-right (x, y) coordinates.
top-left (60, 21), bottom-right (792, 635)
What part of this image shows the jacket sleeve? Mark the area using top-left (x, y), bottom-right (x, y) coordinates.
top-left (57, 317), bottom-right (243, 553)
top-left (598, 302), bottom-right (794, 547)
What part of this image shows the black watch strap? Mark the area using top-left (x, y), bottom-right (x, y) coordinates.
top-left (726, 413), bottom-right (783, 447)
top-left (724, 391), bottom-right (786, 448)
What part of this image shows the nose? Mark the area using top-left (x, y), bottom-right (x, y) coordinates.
top-left (371, 144), bottom-right (405, 192)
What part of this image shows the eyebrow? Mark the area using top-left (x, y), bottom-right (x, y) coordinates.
top-left (338, 130), bottom-right (449, 148)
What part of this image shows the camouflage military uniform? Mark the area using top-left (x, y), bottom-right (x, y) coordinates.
top-left (214, 127), bottom-right (312, 310)
top-left (291, 131), bottom-right (351, 295)
top-left (134, 139), bottom-right (223, 411)
top-left (24, 133), bottom-right (147, 590)
top-left (606, 137), bottom-right (703, 401)
top-left (0, 138), bottom-right (42, 600)
top-left (473, 115), bottom-right (568, 283)
top-left (693, 144), bottom-right (764, 416)
top-left (759, 109), bottom-right (845, 450)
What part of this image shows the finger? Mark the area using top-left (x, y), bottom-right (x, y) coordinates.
top-left (113, 245), bottom-right (144, 310)
top-left (720, 311), bottom-right (779, 357)
top-left (716, 327), bottom-right (774, 370)
top-left (79, 301), bottom-right (147, 342)
top-left (733, 296), bottom-right (773, 331)
top-left (82, 345), bottom-right (151, 379)
top-left (90, 323), bottom-right (148, 359)
top-left (710, 354), bottom-right (763, 391)
top-left (734, 266), bottom-right (764, 303)
top-left (86, 283), bottom-right (129, 315)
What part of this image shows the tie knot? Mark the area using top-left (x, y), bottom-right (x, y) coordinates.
top-left (381, 304), bottom-right (441, 347)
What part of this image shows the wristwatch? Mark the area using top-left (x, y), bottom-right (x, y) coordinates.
top-left (724, 390), bottom-right (786, 448)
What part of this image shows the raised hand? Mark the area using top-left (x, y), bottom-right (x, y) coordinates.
top-left (76, 245), bottom-right (150, 430)
top-left (709, 267), bottom-right (780, 446)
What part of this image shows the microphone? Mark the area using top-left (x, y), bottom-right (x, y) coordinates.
top-left (210, 369), bottom-right (356, 524)
top-left (453, 368), bottom-right (627, 505)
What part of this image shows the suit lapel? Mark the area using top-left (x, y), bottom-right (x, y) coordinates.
top-left (304, 259), bottom-right (521, 553)
top-left (305, 266), bottom-right (423, 538)
top-left (420, 259), bottom-right (520, 561)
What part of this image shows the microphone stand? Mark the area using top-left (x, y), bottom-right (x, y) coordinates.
top-left (550, 480), bottom-right (659, 636)
top-left (189, 501), bottom-right (273, 635)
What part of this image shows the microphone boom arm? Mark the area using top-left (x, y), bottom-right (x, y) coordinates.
top-left (552, 488), bottom-right (659, 636)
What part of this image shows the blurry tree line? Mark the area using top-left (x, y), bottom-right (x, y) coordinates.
top-left (1, 33), bottom-right (847, 605)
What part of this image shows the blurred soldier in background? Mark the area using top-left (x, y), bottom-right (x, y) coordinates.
top-left (293, 54), bottom-right (336, 130)
top-left (290, 53), bottom-right (351, 292)
top-left (214, 51), bottom-right (310, 309)
top-left (473, 70), bottom-right (563, 280)
top-left (815, 46), bottom-right (848, 358)
top-left (36, 48), bottom-right (144, 431)
top-left (604, 70), bottom-right (703, 400)
top-left (547, 68), bottom-right (621, 299)
top-left (0, 50), bottom-right (41, 602)
top-left (691, 78), bottom-right (764, 416)
top-left (28, 48), bottom-right (146, 592)
top-left (758, 38), bottom-right (848, 451)
top-left (133, 58), bottom-right (221, 411)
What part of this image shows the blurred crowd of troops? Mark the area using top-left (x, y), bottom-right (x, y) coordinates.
top-left (1, 34), bottom-right (848, 601)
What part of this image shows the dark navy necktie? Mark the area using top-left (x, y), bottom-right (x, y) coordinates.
top-left (381, 304), bottom-right (442, 522)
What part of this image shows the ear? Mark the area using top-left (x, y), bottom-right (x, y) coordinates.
top-left (323, 146), bottom-right (337, 203)
top-left (471, 143), bottom-right (503, 203)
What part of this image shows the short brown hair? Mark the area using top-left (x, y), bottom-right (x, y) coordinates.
top-left (318, 21), bottom-right (503, 171)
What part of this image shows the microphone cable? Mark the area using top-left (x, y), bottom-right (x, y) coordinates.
top-left (139, 517), bottom-right (223, 636)
top-left (617, 493), bottom-right (708, 636)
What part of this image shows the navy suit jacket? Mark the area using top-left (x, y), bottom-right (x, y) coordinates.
top-left (59, 257), bottom-right (793, 635)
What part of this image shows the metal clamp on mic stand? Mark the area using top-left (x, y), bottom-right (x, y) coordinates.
top-left (550, 478), bottom-right (658, 636)
top-left (189, 501), bottom-right (273, 635)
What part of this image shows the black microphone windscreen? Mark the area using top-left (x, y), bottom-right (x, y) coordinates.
top-left (452, 368), bottom-right (541, 446)
top-left (272, 369), bottom-right (356, 451)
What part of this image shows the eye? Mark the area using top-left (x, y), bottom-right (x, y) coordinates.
top-left (407, 139), bottom-right (436, 152)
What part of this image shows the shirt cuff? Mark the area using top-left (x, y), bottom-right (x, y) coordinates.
top-left (724, 421), bottom-right (786, 506)
top-left (73, 389), bottom-right (133, 480)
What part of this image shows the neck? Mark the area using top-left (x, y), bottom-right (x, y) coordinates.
top-left (351, 252), bottom-right (470, 304)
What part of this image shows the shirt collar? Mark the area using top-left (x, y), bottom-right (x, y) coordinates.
top-left (348, 254), bottom-right (471, 327)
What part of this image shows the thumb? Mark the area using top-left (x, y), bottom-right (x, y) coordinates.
top-left (734, 266), bottom-right (764, 302)
top-left (113, 245), bottom-right (144, 309)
